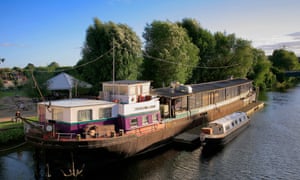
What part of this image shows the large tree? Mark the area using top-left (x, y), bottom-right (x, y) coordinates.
top-left (202, 32), bottom-right (253, 81)
top-left (142, 20), bottom-right (199, 87)
top-left (247, 49), bottom-right (275, 90)
top-left (178, 18), bottom-right (215, 83)
top-left (270, 49), bottom-right (300, 71)
top-left (77, 18), bottom-right (143, 93)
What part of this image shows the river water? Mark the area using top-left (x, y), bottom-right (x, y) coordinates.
top-left (1, 86), bottom-right (300, 180)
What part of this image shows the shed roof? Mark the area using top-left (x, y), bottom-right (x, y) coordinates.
top-left (47, 72), bottom-right (92, 90)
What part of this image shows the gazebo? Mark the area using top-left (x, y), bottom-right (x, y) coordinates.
top-left (47, 72), bottom-right (92, 98)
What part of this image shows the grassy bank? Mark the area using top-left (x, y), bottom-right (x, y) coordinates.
top-left (0, 121), bottom-right (24, 146)
top-left (0, 117), bottom-right (37, 147)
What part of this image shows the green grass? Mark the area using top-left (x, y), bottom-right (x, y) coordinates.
top-left (0, 116), bottom-right (37, 129)
top-left (0, 121), bottom-right (23, 129)
top-left (0, 127), bottom-right (24, 145)
top-left (0, 89), bottom-right (27, 98)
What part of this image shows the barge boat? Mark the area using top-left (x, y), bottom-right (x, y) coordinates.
top-left (22, 78), bottom-right (256, 158)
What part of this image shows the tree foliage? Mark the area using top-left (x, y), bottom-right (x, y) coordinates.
top-left (178, 18), bottom-right (215, 83)
top-left (142, 20), bottom-right (199, 87)
top-left (178, 18), bottom-right (254, 83)
top-left (270, 49), bottom-right (300, 71)
top-left (247, 49), bottom-right (275, 89)
top-left (77, 18), bottom-right (143, 93)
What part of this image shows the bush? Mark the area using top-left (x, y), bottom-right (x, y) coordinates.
top-left (0, 127), bottom-right (24, 145)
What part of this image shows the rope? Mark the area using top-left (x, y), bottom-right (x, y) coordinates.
top-left (31, 70), bottom-right (45, 102)
top-left (0, 142), bottom-right (27, 152)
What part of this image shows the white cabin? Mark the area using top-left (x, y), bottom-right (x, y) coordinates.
top-left (38, 99), bottom-right (118, 123)
top-left (202, 112), bottom-right (249, 135)
top-left (102, 80), bottom-right (151, 104)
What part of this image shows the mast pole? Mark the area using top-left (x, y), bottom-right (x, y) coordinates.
top-left (112, 37), bottom-right (115, 100)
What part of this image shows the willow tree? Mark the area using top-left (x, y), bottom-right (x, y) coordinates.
top-left (77, 18), bottom-right (143, 93)
top-left (142, 20), bottom-right (199, 88)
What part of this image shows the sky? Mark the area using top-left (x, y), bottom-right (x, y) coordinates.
top-left (1, 0), bottom-right (300, 68)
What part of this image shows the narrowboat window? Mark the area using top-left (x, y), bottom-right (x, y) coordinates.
top-left (142, 116), bottom-right (149, 125)
top-left (130, 118), bottom-right (138, 128)
top-left (78, 109), bottom-right (92, 121)
top-left (52, 108), bottom-right (63, 120)
top-left (235, 120), bottom-right (238, 124)
top-left (239, 118), bottom-right (242, 122)
top-left (232, 122), bottom-right (234, 127)
top-left (99, 107), bottom-right (112, 119)
top-left (225, 125), bottom-right (230, 130)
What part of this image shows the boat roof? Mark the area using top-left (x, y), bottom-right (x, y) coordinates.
top-left (209, 112), bottom-right (246, 126)
top-left (153, 78), bottom-right (252, 99)
top-left (103, 80), bottom-right (150, 85)
top-left (38, 98), bottom-right (115, 108)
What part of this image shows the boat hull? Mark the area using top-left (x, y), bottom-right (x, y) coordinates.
top-left (24, 113), bottom-right (204, 156)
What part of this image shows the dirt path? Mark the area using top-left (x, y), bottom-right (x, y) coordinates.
top-left (0, 96), bottom-right (37, 122)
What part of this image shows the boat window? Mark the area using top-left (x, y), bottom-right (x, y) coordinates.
top-left (78, 109), bottom-right (92, 121)
top-left (232, 122), bottom-right (234, 127)
top-left (130, 118), bottom-right (138, 128)
top-left (152, 113), bottom-right (159, 123)
top-left (142, 115), bottom-right (149, 125)
top-left (225, 125), bottom-right (230, 130)
top-left (99, 107), bottom-right (112, 119)
top-left (52, 108), bottom-right (63, 120)
top-left (239, 118), bottom-right (242, 122)
top-left (117, 86), bottom-right (128, 95)
top-left (235, 120), bottom-right (238, 124)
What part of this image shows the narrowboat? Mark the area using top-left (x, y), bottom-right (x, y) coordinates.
top-left (200, 111), bottom-right (250, 148)
top-left (22, 78), bottom-right (256, 158)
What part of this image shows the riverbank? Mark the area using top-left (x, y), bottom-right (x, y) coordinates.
top-left (0, 96), bottom-right (37, 123)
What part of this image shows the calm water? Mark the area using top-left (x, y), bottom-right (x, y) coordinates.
top-left (1, 86), bottom-right (300, 179)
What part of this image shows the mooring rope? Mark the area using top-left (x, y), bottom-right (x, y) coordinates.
top-left (0, 141), bottom-right (27, 152)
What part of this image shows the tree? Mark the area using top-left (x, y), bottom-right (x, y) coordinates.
top-left (178, 18), bottom-right (215, 83)
top-left (247, 49), bottom-right (274, 89)
top-left (78, 18), bottom-right (143, 93)
top-left (270, 49), bottom-right (300, 71)
top-left (48, 61), bottom-right (60, 72)
top-left (201, 32), bottom-right (253, 81)
top-left (23, 68), bottom-right (52, 98)
top-left (142, 20), bottom-right (199, 87)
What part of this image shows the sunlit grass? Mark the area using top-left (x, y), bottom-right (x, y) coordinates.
top-left (0, 89), bottom-right (27, 98)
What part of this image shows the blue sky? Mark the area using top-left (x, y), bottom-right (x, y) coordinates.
top-left (1, 0), bottom-right (300, 68)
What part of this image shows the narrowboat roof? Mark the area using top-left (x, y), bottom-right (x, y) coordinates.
top-left (103, 80), bottom-right (150, 85)
top-left (209, 111), bottom-right (246, 126)
top-left (38, 98), bottom-right (115, 108)
top-left (153, 78), bottom-right (252, 99)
